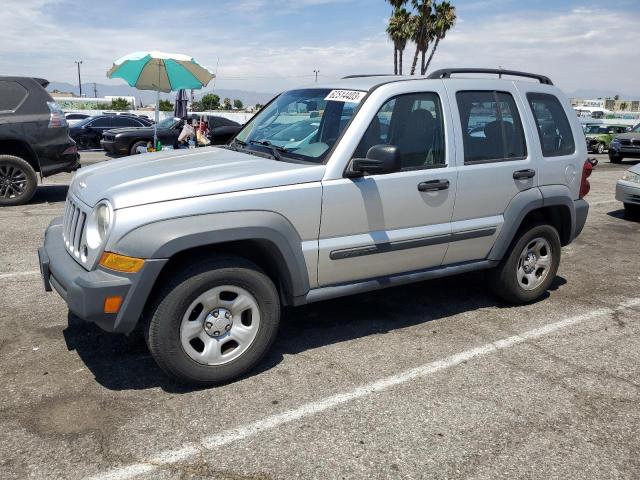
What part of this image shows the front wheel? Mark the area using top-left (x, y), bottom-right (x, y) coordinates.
top-left (491, 224), bottom-right (561, 304)
top-left (129, 141), bottom-right (148, 155)
top-left (145, 255), bottom-right (280, 385)
top-left (0, 155), bottom-right (38, 206)
top-left (624, 203), bottom-right (640, 218)
top-left (609, 153), bottom-right (623, 164)
top-left (596, 142), bottom-right (605, 154)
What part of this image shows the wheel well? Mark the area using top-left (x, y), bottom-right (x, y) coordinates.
top-left (0, 139), bottom-right (39, 172)
top-left (147, 240), bottom-right (294, 310)
top-left (519, 205), bottom-right (572, 246)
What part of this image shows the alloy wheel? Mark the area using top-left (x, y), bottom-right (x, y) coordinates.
top-left (180, 285), bottom-right (261, 365)
top-left (0, 164), bottom-right (28, 199)
top-left (517, 237), bottom-right (552, 291)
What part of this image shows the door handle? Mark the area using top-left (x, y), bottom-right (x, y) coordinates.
top-left (418, 179), bottom-right (450, 192)
top-left (513, 169), bottom-right (536, 180)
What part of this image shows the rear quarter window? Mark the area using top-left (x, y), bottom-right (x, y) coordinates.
top-left (527, 93), bottom-right (576, 157)
top-left (0, 80), bottom-right (28, 112)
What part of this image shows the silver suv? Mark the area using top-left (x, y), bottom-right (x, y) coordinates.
top-left (38, 69), bottom-right (592, 385)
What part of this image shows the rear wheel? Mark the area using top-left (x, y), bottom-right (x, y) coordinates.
top-left (491, 224), bottom-right (561, 304)
top-left (145, 255), bottom-right (280, 385)
top-left (129, 141), bottom-right (148, 155)
top-left (0, 155), bottom-right (38, 206)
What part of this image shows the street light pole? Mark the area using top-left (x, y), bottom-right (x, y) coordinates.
top-left (74, 60), bottom-right (83, 97)
top-left (313, 69), bottom-right (320, 83)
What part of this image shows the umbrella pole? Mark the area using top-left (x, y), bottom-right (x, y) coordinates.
top-left (154, 90), bottom-right (159, 148)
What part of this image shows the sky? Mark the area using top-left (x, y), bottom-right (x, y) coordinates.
top-left (1, 0), bottom-right (639, 97)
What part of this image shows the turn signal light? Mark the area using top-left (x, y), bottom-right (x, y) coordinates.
top-left (99, 252), bottom-right (145, 273)
top-left (104, 296), bottom-right (123, 314)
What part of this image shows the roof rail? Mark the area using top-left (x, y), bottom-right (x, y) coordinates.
top-left (427, 68), bottom-right (553, 85)
top-left (342, 74), bottom-right (397, 79)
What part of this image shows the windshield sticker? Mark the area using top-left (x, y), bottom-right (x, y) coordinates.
top-left (324, 90), bottom-right (367, 103)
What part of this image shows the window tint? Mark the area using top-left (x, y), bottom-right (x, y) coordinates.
top-left (354, 92), bottom-right (446, 170)
top-left (0, 81), bottom-right (28, 111)
top-left (90, 117), bottom-right (111, 127)
top-left (112, 116), bottom-right (141, 127)
top-left (527, 93), bottom-right (575, 157)
top-left (456, 91), bottom-right (527, 164)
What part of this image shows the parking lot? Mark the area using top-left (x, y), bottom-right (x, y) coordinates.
top-left (0, 153), bottom-right (638, 480)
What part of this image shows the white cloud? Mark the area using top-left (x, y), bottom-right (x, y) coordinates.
top-left (0, 3), bottom-right (637, 96)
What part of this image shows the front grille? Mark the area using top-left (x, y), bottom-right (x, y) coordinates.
top-left (621, 139), bottom-right (631, 146)
top-left (62, 196), bottom-right (87, 259)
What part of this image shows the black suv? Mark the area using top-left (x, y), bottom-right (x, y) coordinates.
top-left (0, 76), bottom-right (79, 206)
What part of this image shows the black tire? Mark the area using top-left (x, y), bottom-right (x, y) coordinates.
top-left (490, 223), bottom-right (561, 304)
top-left (624, 203), bottom-right (640, 218)
top-left (145, 255), bottom-right (280, 386)
top-left (129, 141), bottom-right (148, 156)
top-left (0, 155), bottom-right (38, 207)
top-left (596, 142), bottom-right (605, 154)
top-left (609, 153), bottom-right (623, 164)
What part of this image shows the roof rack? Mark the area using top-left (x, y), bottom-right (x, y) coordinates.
top-left (342, 74), bottom-right (397, 79)
top-left (427, 68), bottom-right (553, 85)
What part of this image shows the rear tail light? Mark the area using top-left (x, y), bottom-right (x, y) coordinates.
top-left (579, 160), bottom-right (593, 199)
top-left (62, 144), bottom-right (78, 155)
top-left (47, 101), bottom-right (68, 128)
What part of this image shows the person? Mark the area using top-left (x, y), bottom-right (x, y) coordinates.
top-left (178, 117), bottom-right (195, 148)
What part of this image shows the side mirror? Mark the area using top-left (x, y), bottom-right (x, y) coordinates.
top-left (347, 144), bottom-right (401, 177)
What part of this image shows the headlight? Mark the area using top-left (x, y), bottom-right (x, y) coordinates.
top-left (611, 138), bottom-right (621, 145)
top-left (85, 200), bottom-right (113, 250)
top-left (622, 171), bottom-right (640, 184)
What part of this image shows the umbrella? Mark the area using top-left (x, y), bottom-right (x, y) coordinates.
top-left (107, 51), bottom-right (214, 146)
top-left (174, 89), bottom-right (188, 119)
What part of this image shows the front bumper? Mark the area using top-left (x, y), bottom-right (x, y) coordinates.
top-left (610, 144), bottom-right (640, 159)
top-left (101, 139), bottom-right (129, 156)
top-left (615, 180), bottom-right (640, 206)
top-left (39, 218), bottom-right (167, 334)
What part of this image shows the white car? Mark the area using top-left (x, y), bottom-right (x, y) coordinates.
top-left (616, 163), bottom-right (640, 216)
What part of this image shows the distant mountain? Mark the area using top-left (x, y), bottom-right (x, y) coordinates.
top-left (47, 81), bottom-right (276, 106)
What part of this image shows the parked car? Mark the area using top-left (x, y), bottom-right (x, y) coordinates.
top-left (100, 115), bottom-right (242, 156)
top-left (583, 124), bottom-right (629, 154)
top-left (39, 68), bottom-right (591, 385)
top-left (65, 112), bottom-right (91, 127)
top-left (69, 115), bottom-right (154, 150)
top-left (0, 76), bottom-right (79, 206)
top-left (615, 163), bottom-right (640, 216)
top-left (609, 123), bottom-right (640, 163)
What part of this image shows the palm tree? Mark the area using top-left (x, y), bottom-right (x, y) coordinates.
top-left (387, 7), bottom-right (412, 74)
top-left (386, 0), bottom-right (408, 74)
top-left (422, 1), bottom-right (457, 75)
top-left (409, 0), bottom-right (433, 75)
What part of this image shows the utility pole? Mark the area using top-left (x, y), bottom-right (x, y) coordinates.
top-left (74, 60), bottom-right (83, 97)
top-left (93, 82), bottom-right (98, 98)
top-left (313, 69), bottom-right (320, 83)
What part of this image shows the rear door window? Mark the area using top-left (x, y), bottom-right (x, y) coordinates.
top-left (0, 81), bottom-right (28, 112)
top-left (456, 91), bottom-right (527, 164)
top-left (527, 93), bottom-right (576, 157)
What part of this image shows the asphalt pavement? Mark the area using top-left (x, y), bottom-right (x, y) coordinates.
top-left (0, 153), bottom-right (639, 480)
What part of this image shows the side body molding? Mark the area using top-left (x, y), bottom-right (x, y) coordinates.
top-left (114, 211), bottom-right (311, 302)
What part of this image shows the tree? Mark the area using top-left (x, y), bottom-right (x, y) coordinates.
top-left (233, 99), bottom-right (244, 110)
top-left (423, 1), bottom-right (456, 74)
top-left (409, 0), bottom-right (434, 75)
top-left (223, 98), bottom-right (232, 110)
top-left (255, 104), bottom-right (264, 110)
top-left (190, 101), bottom-right (203, 112)
top-left (200, 93), bottom-right (220, 110)
top-left (387, 6), bottom-right (412, 75)
top-left (109, 97), bottom-right (131, 111)
top-left (159, 99), bottom-right (173, 111)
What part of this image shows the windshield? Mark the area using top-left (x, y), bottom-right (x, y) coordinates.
top-left (234, 88), bottom-right (361, 163)
top-left (633, 123), bottom-right (640, 133)
top-left (584, 125), bottom-right (609, 134)
top-left (158, 117), bottom-right (180, 129)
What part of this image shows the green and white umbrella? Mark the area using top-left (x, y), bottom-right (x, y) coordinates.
top-left (107, 51), bottom-right (215, 145)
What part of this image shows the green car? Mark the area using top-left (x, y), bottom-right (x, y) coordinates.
top-left (584, 124), bottom-right (629, 154)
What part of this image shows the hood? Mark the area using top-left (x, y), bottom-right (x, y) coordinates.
top-left (613, 132), bottom-right (640, 140)
top-left (106, 126), bottom-right (163, 136)
top-left (628, 162), bottom-right (640, 175)
top-left (72, 147), bottom-right (326, 209)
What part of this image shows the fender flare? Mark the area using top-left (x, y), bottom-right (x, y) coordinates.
top-left (114, 210), bottom-right (310, 301)
top-left (488, 186), bottom-right (577, 261)
top-left (0, 135), bottom-right (42, 172)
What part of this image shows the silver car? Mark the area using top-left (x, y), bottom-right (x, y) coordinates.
top-left (616, 163), bottom-right (640, 216)
top-left (39, 69), bottom-right (591, 385)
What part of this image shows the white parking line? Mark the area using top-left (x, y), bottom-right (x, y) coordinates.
top-left (87, 297), bottom-right (640, 480)
top-left (0, 270), bottom-right (40, 280)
